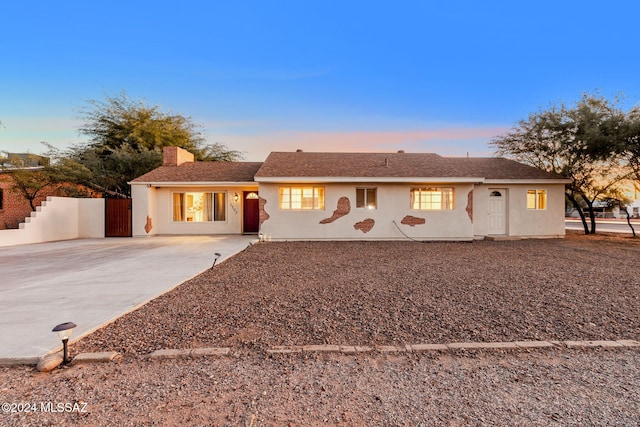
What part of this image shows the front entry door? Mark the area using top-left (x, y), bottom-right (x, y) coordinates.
top-left (488, 189), bottom-right (506, 235)
top-left (243, 191), bottom-right (260, 234)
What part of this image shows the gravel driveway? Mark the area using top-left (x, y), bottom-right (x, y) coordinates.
top-left (1, 231), bottom-right (639, 426)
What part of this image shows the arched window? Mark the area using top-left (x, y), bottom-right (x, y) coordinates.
top-left (490, 191), bottom-right (502, 197)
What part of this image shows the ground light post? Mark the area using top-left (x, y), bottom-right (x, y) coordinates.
top-left (211, 252), bottom-right (221, 270)
top-left (52, 322), bottom-right (77, 364)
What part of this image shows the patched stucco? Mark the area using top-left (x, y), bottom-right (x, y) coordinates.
top-left (354, 218), bottom-right (375, 233)
top-left (320, 196), bottom-right (350, 224)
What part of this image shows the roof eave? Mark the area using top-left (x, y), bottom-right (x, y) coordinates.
top-left (254, 176), bottom-right (486, 183)
top-left (129, 181), bottom-right (258, 186)
top-left (483, 178), bottom-right (572, 184)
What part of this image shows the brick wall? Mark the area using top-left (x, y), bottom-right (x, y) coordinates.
top-left (163, 147), bottom-right (195, 166)
top-left (0, 173), bottom-right (98, 230)
top-left (0, 175), bottom-right (48, 229)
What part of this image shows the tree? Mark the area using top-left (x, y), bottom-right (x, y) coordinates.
top-left (625, 105), bottom-right (640, 180)
top-left (69, 92), bottom-right (243, 197)
top-left (492, 93), bottom-right (634, 234)
top-left (0, 153), bottom-right (93, 211)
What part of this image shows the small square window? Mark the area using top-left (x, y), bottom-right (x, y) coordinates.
top-left (356, 188), bottom-right (377, 209)
top-left (527, 189), bottom-right (547, 210)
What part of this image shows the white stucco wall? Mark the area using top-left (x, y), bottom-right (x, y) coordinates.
top-left (132, 184), bottom-right (259, 236)
top-left (258, 182), bottom-right (476, 241)
top-left (0, 197), bottom-right (104, 247)
top-left (131, 184), bottom-right (153, 236)
top-left (78, 198), bottom-right (106, 238)
top-left (472, 184), bottom-right (566, 238)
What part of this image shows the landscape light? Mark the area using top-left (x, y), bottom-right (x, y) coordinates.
top-left (211, 252), bottom-right (221, 269)
top-left (52, 322), bottom-right (77, 364)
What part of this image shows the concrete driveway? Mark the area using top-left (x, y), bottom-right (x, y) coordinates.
top-left (0, 235), bottom-right (256, 362)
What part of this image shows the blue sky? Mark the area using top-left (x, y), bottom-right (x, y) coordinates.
top-left (1, 1), bottom-right (639, 161)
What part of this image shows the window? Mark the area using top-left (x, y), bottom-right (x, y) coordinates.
top-left (356, 188), bottom-right (377, 209)
top-left (279, 187), bottom-right (325, 210)
top-left (527, 189), bottom-right (547, 210)
top-left (411, 187), bottom-right (454, 210)
top-left (172, 192), bottom-right (226, 222)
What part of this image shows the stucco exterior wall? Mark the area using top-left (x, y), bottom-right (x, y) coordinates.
top-left (132, 184), bottom-right (258, 236)
top-left (473, 184), bottom-right (566, 238)
top-left (132, 185), bottom-right (153, 236)
top-left (258, 182), bottom-right (476, 241)
top-left (0, 197), bottom-right (104, 247)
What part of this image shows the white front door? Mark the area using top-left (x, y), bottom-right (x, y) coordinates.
top-left (488, 189), bottom-right (507, 235)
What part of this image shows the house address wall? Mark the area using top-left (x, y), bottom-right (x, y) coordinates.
top-left (131, 184), bottom-right (259, 236)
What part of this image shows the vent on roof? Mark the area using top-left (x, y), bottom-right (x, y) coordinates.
top-left (397, 150), bottom-right (405, 153)
top-left (384, 158), bottom-right (389, 167)
top-left (296, 149), bottom-right (303, 152)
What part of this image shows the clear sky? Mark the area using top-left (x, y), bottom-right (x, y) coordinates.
top-left (1, 1), bottom-right (639, 161)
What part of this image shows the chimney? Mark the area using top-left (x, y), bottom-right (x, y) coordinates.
top-left (163, 146), bottom-right (194, 166)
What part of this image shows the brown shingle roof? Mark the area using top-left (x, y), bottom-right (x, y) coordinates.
top-left (131, 161), bottom-right (263, 183)
top-left (255, 152), bottom-right (566, 181)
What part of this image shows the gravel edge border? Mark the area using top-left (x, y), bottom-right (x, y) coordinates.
top-left (1, 340), bottom-right (638, 367)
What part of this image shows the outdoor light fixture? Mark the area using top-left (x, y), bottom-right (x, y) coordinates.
top-left (233, 193), bottom-right (239, 202)
top-left (211, 252), bottom-right (222, 269)
top-left (52, 322), bottom-right (77, 364)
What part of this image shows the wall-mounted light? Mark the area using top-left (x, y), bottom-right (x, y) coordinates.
top-left (233, 193), bottom-right (239, 202)
top-left (52, 322), bottom-right (77, 364)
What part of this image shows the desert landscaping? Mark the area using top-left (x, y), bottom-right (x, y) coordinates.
top-left (1, 231), bottom-right (639, 426)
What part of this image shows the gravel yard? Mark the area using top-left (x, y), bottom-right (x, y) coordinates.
top-left (76, 231), bottom-right (640, 355)
top-left (1, 231), bottom-right (639, 426)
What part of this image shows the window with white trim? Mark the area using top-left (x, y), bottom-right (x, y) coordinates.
top-left (172, 192), bottom-right (226, 222)
top-left (411, 187), bottom-right (454, 210)
top-left (527, 189), bottom-right (547, 210)
top-left (356, 188), bottom-right (377, 209)
top-left (279, 186), bottom-right (325, 210)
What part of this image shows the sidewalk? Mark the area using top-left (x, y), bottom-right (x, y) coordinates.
top-left (0, 235), bottom-right (256, 362)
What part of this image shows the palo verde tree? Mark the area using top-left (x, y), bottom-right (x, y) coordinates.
top-left (67, 92), bottom-right (243, 197)
top-left (492, 93), bottom-right (634, 234)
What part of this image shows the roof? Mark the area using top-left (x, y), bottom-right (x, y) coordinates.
top-left (254, 152), bottom-right (568, 182)
top-left (130, 151), bottom-right (570, 185)
top-left (130, 161), bottom-right (263, 184)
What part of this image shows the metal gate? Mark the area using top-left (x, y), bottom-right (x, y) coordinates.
top-left (105, 198), bottom-right (132, 237)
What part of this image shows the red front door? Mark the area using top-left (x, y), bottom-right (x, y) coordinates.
top-left (243, 191), bottom-right (260, 233)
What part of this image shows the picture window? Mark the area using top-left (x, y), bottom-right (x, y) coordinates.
top-left (172, 192), bottom-right (226, 222)
top-left (411, 187), bottom-right (454, 210)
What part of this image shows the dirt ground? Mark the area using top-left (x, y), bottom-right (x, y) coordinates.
top-left (1, 231), bottom-right (639, 426)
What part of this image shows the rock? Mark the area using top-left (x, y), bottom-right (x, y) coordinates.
top-left (36, 353), bottom-right (63, 372)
